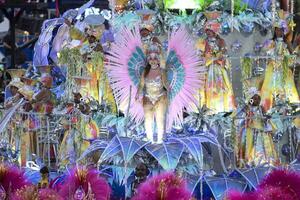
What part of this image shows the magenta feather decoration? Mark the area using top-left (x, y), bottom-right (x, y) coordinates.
top-left (255, 186), bottom-right (297, 200)
top-left (12, 186), bottom-right (64, 200)
top-left (132, 172), bottom-right (192, 200)
top-left (12, 185), bottom-right (38, 200)
top-left (58, 167), bottom-right (111, 200)
top-left (39, 188), bottom-right (64, 200)
top-left (0, 164), bottom-right (30, 198)
top-left (257, 169), bottom-right (300, 199)
top-left (225, 190), bottom-right (257, 200)
top-left (227, 169), bottom-right (300, 200)
top-left (12, 186), bottom-right (63, 200)
top-left (106, 25), bottom-right (205, 129)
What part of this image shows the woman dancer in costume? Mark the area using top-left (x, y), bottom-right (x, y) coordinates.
top-left (260, 15), bottom-right (299, 112)
top-left (237, 87), bottom-right (277, 167)
top-left (106, 26), bottom-right (204, 144)
top-left (202, 21), bottom-right (235, 114)
top-left (135, 41), bottom-right (168, 143)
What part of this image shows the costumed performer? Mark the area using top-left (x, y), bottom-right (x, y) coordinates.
top-left (4, 77), bottom-right (24, 149)
top-left (4, 73), bottom-right (24, 109)
top-left (65, 17), bottom-right (117, 113)
top-left (32, 74), bottom-right (56, 114)
top-left (201, 20), bottom-right (236, 114)
top-left (237, 87), bottom-right (277, 167)
top-left (17, 79), bottom-right (35, 166)
top-left (3, 70), bottom-right (24, 161)
top-left (4, 69), bottom-right (25, 108)
top-left (58, 80), bottom-right (98, 168)
top-left (260, 10), bottom-right (299, 112)
top-left (30, 67), bottom-right (57, 164)
top-left (106, 25), bottom-right (204, 143)
top-left (135, 41), bottom-right (168, 143)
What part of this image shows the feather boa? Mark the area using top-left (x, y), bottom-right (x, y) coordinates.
top-left (132, 172), bottom-right (192, 200)
top-left (226, 169), bottom-right (300, 200)
top-left (58, 167), bottom-right (111, 200)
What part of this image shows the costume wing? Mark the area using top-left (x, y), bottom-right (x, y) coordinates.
top-left (166, 26), bottom-right (205, 129)
top-left (105, 26), bottom-right (146, 123)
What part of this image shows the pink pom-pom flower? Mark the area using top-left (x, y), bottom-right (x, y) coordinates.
top-left (133, 172), bottom-right (192, 200)
top-left (59, 166), bottom-right (111, 200)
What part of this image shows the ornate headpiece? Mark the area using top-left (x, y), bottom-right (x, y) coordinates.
top-left (146, 41), bottom-right (161, 62)
top-left (204, 11), bottom-right (221, 20)
top-left (203, 11), bottom-right (221, 34)
top-left (36, 65), bottom-right (53, 88)
top-left (205, 20), bottom-right (221, 33)
top-left (8, 79), bottom-right (24, 89)
top-left (274, 10), bottom-right (290, 34)
top-left (18, 77), bottom-right (36, 101)
top-left (39, 74), bottom-right (53, 88)
top-left (72, 76), bottom-right (91, 95)
top-left (245, 87), bottom-right (260, 103)
top-left (18, 86), bottom-right (34, 101)
top-left (136, 9), bottom-right (155, 32)
top-left (7, 69), bottom-right (26, 89)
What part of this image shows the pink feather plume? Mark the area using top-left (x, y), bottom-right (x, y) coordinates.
top-left (58, 166), bottom-right (111, 200)
top-left (106, 25), bottom-right (205, 129)
top-left (132, 172), bottom-right (192, 200)
top-left (226, 169), bottom-right (300, 200)
top-left (0, 164), bottom-right (30, 198)
top-left (166, 26), bottom-right (205, 129)
top-left (258, 169), bottom-right (300, 199)
top-left (225, 190), bottom-right (256, 200)
top-left (39, 188), bottom-right (64, 200)
top-left (105, 25), bottom-right (145, 123)
top-left (12, 186), bottom-right (63, 200)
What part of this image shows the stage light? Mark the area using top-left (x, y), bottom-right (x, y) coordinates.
top-left (164, 0), bottom-right (200, 9)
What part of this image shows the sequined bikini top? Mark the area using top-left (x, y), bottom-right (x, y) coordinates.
top-left (144, 76), bottom-right (166, 104)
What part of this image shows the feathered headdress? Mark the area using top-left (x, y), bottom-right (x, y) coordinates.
top-left (204, 11), bottom-right (221, 33)
top-left (132, 172), bottom-right (192, 200)
top-left (205, 20), bottom-right (221, 33)
top-left (59, 167), bottom-right (111, 200)
top-left (245, 87), bottom-right (260, 103)
top-left (136, 9), bottom-right (156, 32)
top-left (7, 69), bottom-right (25, 89)
top-left (274, 10), bottom-right (289, 34)
top-left (12, 186), bottom-right (63, 200)
top-left (146, 42), bottom-right (161, 62)
top-left (18, 77), bottom-right (36, 101)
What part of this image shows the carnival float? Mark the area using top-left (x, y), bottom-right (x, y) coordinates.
top-left (0, 0), bottom-right (300, 199)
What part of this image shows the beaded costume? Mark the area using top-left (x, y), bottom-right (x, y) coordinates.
top-left (106, 26), bottom-right (205, 143)
top-left (261, 38), bottom-right (299, 111)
